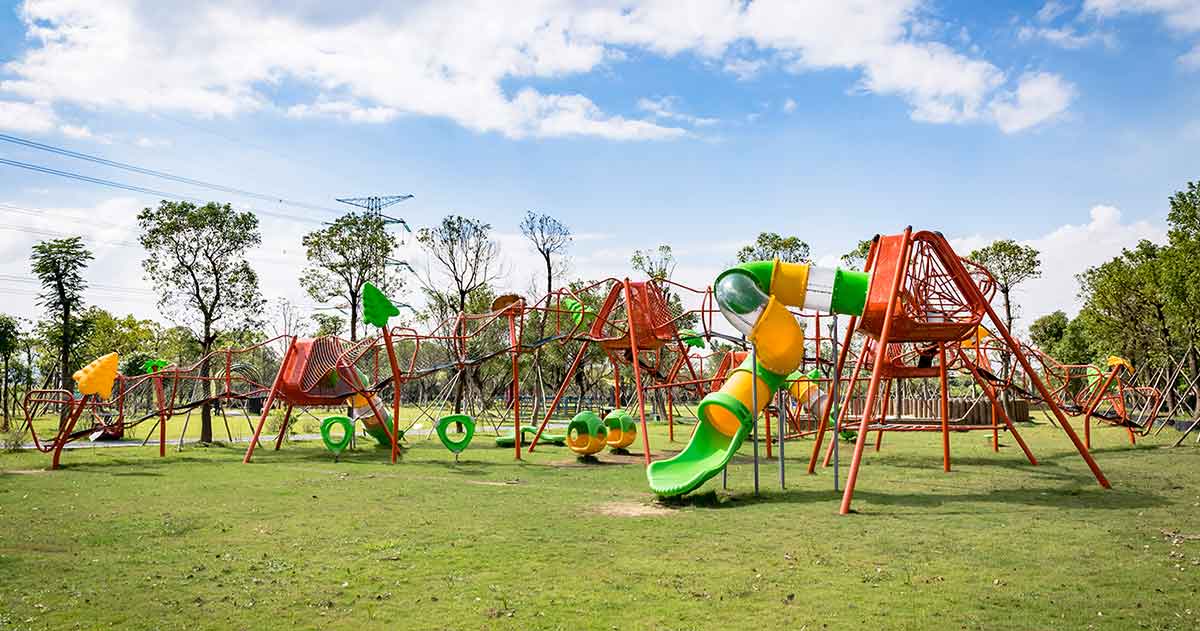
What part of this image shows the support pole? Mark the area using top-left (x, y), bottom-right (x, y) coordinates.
top-left (831, 315), bottom-right (840, 492)
top-left (966, 267), bottom-right (1108, 488)
top-left (243, 337), bottom-right (295, 463)
top-left (939, 343), bottom-right (950, 472)
top-left (153, 370), bottom-right (167, 458)
top-left (49, 395), bottom-right (91, 470)
top-left (273, 404), bottom-right (294, 450)
top-left (823, 341), bottom-right (869, 468)
top-left (527, 342), bottom-right (588, 453)
top-left (840, 227), bottom-right (913, 515)
top-left (508, 307), bottom-right (522, 461)
top-left (777, 386), bottom-right (785, 490)
top-left (751, 346), bottom-right (759, 496)
top-left (379, 326), bottom-right (404, 464)
top-left (622, 279), bottom-right (653, 465)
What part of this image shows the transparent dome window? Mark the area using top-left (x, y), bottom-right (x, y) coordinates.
top-left (715, 271), bottom-right (768, 336)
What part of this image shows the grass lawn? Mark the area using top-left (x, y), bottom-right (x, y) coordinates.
top-left (1, 413), bottom-right (1198, 630)
top-left (18, 403), bottom-right (582, 444)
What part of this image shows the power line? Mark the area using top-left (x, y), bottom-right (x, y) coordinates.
top-left (0, 218), bottom-right (301, 266)
top-left (0, 201), bottom-right (95, 224)
top-left (0, 157), bottom-right (325, 225)
top-left (0, 132), bottom-right (343, 216)
top-left (0, 274), bottom-right (157, 296)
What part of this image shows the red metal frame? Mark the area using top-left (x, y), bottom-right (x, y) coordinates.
top-left (803, 229), bottom-right (1109, 514)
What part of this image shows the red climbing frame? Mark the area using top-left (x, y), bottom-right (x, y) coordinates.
top-left (806, 229), bottom-right (1110, 514)
top-left (242, 334), bottom-right (398, 463)
top-left (526, 277), bottom-right (705, 464)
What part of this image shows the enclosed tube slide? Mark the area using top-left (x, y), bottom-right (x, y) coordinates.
top-left (646, 260), bottom-right (870, 496)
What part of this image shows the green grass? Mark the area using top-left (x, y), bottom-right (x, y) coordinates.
top-left (18, 403), bottom-right (587, 443)
top-left (1, 414), bottom-right (1198, 630)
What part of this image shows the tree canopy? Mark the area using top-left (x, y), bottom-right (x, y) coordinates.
top-left (138, 200), bottom-right (264, 443)
top-left (31, 236), bottom-right (92, 402)
top-left (735, 232), bottom-right (810, 264)
top-left (301, 212), bottom-right (400, 341)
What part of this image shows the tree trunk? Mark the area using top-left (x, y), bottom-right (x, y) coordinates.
top-left (452, 292), bottom-right (467, 430)
top-left (1190, 346), bottom-right (1200, 416)
top-left (2, 354), bottom-right (9, 431)
top-left (199, 323), bottom-right (214, 444)
top-left (59, 301), bottom-right (71, 427)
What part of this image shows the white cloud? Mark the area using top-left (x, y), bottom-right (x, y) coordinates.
top-left (0, 99), bottom-right (108, 140)
top-left (636, 96), bottom-right (719, 127)
top-left (0, 100), bottom-right (57, 133)
top-left (723, 57), bottom-right (768, 80)
top-left (1037, 1), bottom-right (1070, 23)
top-left (950, 205), bottom-right (1166, 331)
top-left (515, 90), bottom-right (686, 140)
top-left (59, 124), bottom-right (94, 139)
top-left (134, 136), bottom-right (172, 149)
top-left (285, 100), bottom-right (400, 124)
top-left (0, 0), bottom-right (1075, 138)
top-left (1085, 0), bottom-right (1200, 67)
top-left (1181, 43), bottom-right (1200, 68)
top-left (783, 98), bottom-right (798, 113)
top-left (1018, 25), bottom-right (1116, 49)
top-left (1085, 0), bottom-right (1200, 31)
top-left (989, 72), bottom-right (1076, 133)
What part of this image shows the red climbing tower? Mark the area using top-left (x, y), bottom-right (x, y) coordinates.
top-left (526, 278), bottom-right (703, 464)
top-left (242, 335), bottom-right (398, 463)
top-left (810, 228), bottom-right (1111, 514)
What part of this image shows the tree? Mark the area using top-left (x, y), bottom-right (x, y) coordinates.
top-left (1160, 180), bottom-right (1200, 411)
top-left (968, 240), bottom-right (1041, 333)
top-left (0, 314), bottom-right (17, 429)
top-left (139, 201), bottom-right (264, 444)
top-left (269, 298), bottom-right (311, 338)
top-left (31, 236), bottom-right (93, 420)
top-left (1053, 317), bottom-right (1093, 365)
top-left (736, 232), bottom-right (810, 264)
top-left (1076, 243), bottom-right (1172, 367)
top-left (301, 212), bottom-right (400, 341)
top-left (311, 313), bottom-right (346, 338)
top-left (1029, 310), bottom-right (1069, 351)
top-left (417, 215), bottom-right (502, 414)
top-left (519, 211), bottom-right (572, 296)
top-left (77, 307), bottom-right (162, 377)
top-left (631, 245), bottom-right (676, 283)
top-left (519, 211), bottom-right (572, 414)
top-left (840, 239), bottom-right (873, 270)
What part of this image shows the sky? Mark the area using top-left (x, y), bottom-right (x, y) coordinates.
top-left (0, 0), bottom-right (1196, 336)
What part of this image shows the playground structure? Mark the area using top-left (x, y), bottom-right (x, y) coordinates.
top-left (648, 228), bottom-right (1116, 514)
top-left (814, 230), bottom-right (1113, 512)
top-left (18, 336), bottom-right (285, 469)
top-left (21, 226), bottom-right (1189, 515)
top-left (1013, 347), bottom-right (1164, 446)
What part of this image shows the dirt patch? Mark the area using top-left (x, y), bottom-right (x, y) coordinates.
top-left (2, 469), bottom-right (49, 475)
top-left (593, 501), bottom-right (678, 517)
top-left (466, 479), bottom-right (523, 487)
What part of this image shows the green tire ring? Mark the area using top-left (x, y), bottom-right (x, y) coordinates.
top-left (436, 414), bottom-right (476, 454)
top-left (320, 416), bottom-right (355, 454)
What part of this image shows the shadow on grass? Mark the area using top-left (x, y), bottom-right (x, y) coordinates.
top-left (659, 478), bottom-right (1167, 513)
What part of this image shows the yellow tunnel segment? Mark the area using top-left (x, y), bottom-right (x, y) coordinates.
top-left (703, 356), bottom-right (790, 437)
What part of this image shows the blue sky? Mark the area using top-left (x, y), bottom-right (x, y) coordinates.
top-left (0, 0), bottom-right (1196, 331)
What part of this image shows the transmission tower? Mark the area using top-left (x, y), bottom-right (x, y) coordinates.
top-left (334, 194), bottom-right (415, 329)
top-left (335, 194), bottom-right (414, 232)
